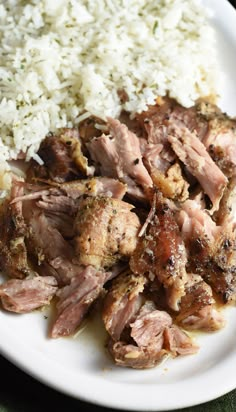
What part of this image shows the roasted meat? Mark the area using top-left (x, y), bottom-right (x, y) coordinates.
top-left (177, 274), bottom-right (225, 331)
top-left (150, 162), bottom-right (189, 202)
top-left (203, 111), bottom-right (236, 177)
top-left (178, 200), bottom-right (236, 302)
top-left (87, 118), bottom-right (153, 199)
top-left (74, 196), bottom-right (140, 268)
top-left (59, 128), bottom-right (95, 177)
top-left (25, 207), bottom-right (81, 286)
top-left (137, 97), bottom-right (208, 145)
top-left (136, 98), bottom-right (208, 202)
top-left (107, 301), bottom-right (198, 369)
top-left (55, 177), bottom-right (127, 200)
top-left (28, 129), bottom-right (94, 183)
top-left (215, 176), bottom-right (236, 228)
top-left (103, 271), bottom-right (146, 341)
top-left (130, 193), bottom-right (187, 311)
top-left (108, 340), bottom-right (166, 369)
top-left (51, 266), bottom-right (106, 338)
top-left (28, 135), bottom-right (78, 183)
top-left (0, 178), bottom-right (31, 279)
top-left (0, 276), bottom-right (57, 313)
top-left (1, 96), bottom-right (236, 370)
top-left (168, 126), bottom-right (227, 212)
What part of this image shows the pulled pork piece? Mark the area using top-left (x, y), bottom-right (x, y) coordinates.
top-left (130, 193), bottom-right (187, 311)
top-left (103, 271), bottom-right (146, 341)
top-left (10, 178), bottom-right (129, 284)
top-left (179, 305), bottom-right (225, 332)
top-left (205, 232), bottom-right (236, 303)
top-left (136, 100), bottom-right (189, 201)
top-left (177, 274), bottom-right (225, 331)
top-left (108, 340), bottom-right (167, 369)
top-left (168, 126), bottom-right (228, 212)
top-left (28, 129), bottom-right (93, 183)
top-left (25, 208), bottom-right (81, 286)
top-left (178, 200), bottom-right (236, 302)
top-left (130, 301), bottom-right (172, 347)
top-left (13, 176), bottom-right (127, 240)
top-left (108, 301), bottom-right (198, 369)
top-left (137, 97), bottom-right (208, 194)
top-left (150, 162), bottom-right (189, 202)
top-left (0, 178), bottom-right (31, 279)
top-left (59, 128), bottom-right (95, 177)
top-left (28, 135), bottom-right (79, 183)
top-left (215, 176), bottom-right (236, 228)
top-left (36, 192), bottom-right (78, 216)
top-left (51, 266), bottom-right (106, 338)
top-left (164, 325), bottom-right (198, 356)
top-left (15, 177), bottom-right (127, 211)
top-left (177, 199), bottom-right (220, 245)
top-left (78, 116), bottom-right (106, 143)
top-left (12, 186), bottom-right (78, 239)
top-left (87, 118), bottom-right (152, 199)
top-left (137, 97), bottom-right (208, 144)
top-left (57, 177), bottom-right (127, 200)
top-left (0, 276), bottom-right (57, 313)
top-left (74, 197), bottom-right (140, 268)
top-left (203, 113), bottom-right (236, 177)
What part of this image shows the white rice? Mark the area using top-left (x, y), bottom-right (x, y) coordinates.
top-left (0, 0), bottom-right (221, 162)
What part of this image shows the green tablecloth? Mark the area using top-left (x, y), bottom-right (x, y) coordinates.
top-left (0, 354), bottom-right (235, 412)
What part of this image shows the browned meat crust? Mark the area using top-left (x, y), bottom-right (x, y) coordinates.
top-left (177, 274), bottom-right (225, 331)
top-left (130, 193), bottom-right (187, 311)
top-left (74, 196), bottom-right (140, 268)
top-left (27, 129), bottom-right (94, 183)
top-left (177, 199), bottom-right (236, 302)
top-left (0, 178), bottom-right (31, 279)
top-left (203, 110), bottom-right (236, 177)
top-left (150, 162), bottom-right (189, 202)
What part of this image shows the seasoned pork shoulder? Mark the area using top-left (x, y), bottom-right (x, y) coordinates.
top-left (87, 118), bottom-right (153, 199)
top-left (130, 193), bottom-right (187, 311)
top-left (107, 301), bottom-right (198, 369)
top-left (51, 266), bottom-right (106, 338)
top-left (0, 178), bottom-right (31, 279)
top-left (1, 96), bottom-right (236, 370)
top-left (168, 126), bottom-right (227, 212)
top-left (74, 196), bottom-right (140, 268)
top-left (0, 276), bottom-right (57, 313)
top-left (103, 271), bottom-right (146, 341)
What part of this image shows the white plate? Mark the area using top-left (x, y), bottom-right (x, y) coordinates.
top-left (1, 0), bottom-right (236, 410)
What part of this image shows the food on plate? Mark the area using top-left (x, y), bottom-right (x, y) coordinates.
top-left (1, 95), bottom-right (236, 369)
top-left (0, 276), bottom-right (58, 313)
top-left (0, 0), bottom-right (233, 370)
top-left (0, 0), bottom-right (219, 164)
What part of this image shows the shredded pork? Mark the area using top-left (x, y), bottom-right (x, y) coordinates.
top-left (0, 96), bottom-right (235, 370)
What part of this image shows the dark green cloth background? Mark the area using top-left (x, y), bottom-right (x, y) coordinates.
top-left (1, 1), bottom-right (236, 411)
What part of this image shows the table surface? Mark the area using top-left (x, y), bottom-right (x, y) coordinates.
top-left (1, 1), bottom-right (236, 411)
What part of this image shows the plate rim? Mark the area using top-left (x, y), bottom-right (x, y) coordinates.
top-left (1, 320), bottom-right (236, 411)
